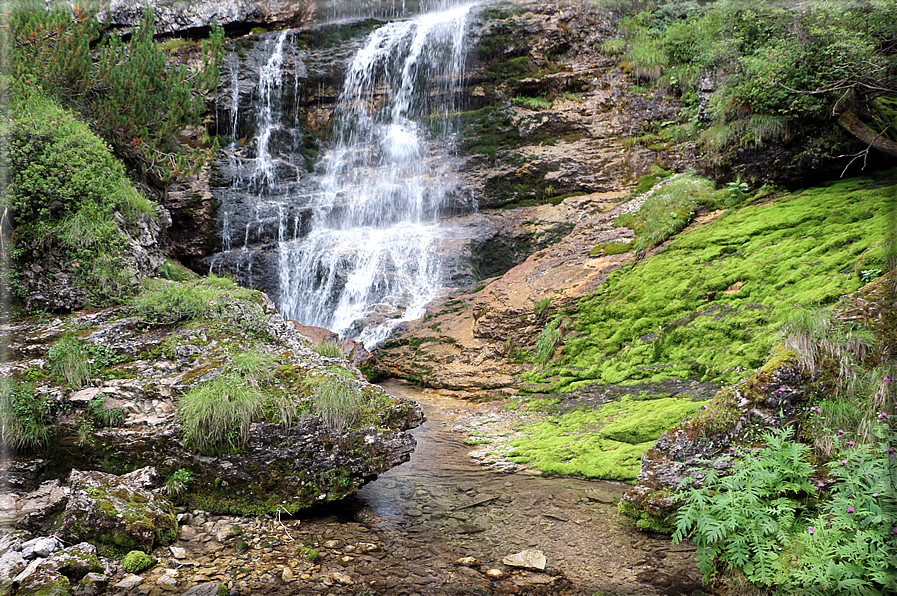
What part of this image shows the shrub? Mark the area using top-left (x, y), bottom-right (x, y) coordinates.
top-left (313, 377), bottom-right (365, 434)
top-left (10, 2), bottom-right (223, 181)
top-left (4, 92), bottom-right (157, 306)
top-left (0, 378), bottom-right (51, 452)
top-left (120, 550), bottom-right (155, 573)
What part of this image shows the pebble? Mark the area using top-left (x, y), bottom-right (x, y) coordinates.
top-left (485, 568), bottom-right (506, 579)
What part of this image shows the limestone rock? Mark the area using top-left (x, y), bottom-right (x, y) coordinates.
top-left (101, 0), bottom-right (314, 35)
top-left (502, 549), bottom-right (547, 570)
top-left (53, 469), bottom-right (178, 553)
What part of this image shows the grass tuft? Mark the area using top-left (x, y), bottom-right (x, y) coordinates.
top-left (313, 377), bottom-right (365, 434)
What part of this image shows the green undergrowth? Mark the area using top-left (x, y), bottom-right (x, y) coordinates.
top-left (526, 170), bottom-right (896, 393)
top-left (133, 275), bottom-right (262, 327)
top-left (507, 394), bottom-right (709, 482)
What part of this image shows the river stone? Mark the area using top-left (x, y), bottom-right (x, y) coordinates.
top-left (55, 469), bottom-right (177, 554)
top-left (182, 583), bottom-right (222, 596)
top-left (20, 536), bottom-right (63, 559)
top-left (73, 572), bottom-right (108, 596)
top-left (113, 574), bottom-right (144, 590)
top-left (502, 549), bottom-right (547, 571)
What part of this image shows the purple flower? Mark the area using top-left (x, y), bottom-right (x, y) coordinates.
top-left (873, 493), bottom-right (879, 498)
top-left (701, 405), bottom-right (707, 410)
top-left (817, 481), bottom-right (825, 487)
top-left (777, 387), bottom-right (787, 392)
top-left (740, 416), bottom-right (746, 421)
top-left (841, 460), bottom-right (847, 466)
top-left (743, 408), bottom-right (749, 413)
top-left (878, 412), bottom-right (889, 421)
top-left (847, 507), bottom-right (855, 514)
top-left (884, 375), bottom-right (892, 383)
top-left (838, 429), bottom-right (845, 436)
top-left (808, 527), bottom-right (815, 535)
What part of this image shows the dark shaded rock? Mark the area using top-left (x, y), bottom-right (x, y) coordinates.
top-left (53, 468), bottom-right (178, 554)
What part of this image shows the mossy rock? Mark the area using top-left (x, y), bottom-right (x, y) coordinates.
top-left (55, 469), bottom-right (177, 556)
top-left (121, 550), bottom-right (155, 573)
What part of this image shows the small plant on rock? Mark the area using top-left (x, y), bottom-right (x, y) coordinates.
top-left (47, 334), bottom-right (91, 389)
top-left (0, 378), bottom-right (52, 452)
top-left (165, 468), bottom-right (193, 500)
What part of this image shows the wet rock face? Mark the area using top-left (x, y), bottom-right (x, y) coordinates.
top-left (101, 0), bottom-right (313, 35)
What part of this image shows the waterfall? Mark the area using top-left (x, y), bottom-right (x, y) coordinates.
top-left (278, 4), bottom-right (473, 348)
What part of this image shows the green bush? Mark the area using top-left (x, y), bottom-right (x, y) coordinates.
top-left (0, 378), bottom-right (51, 452)
top-left (4, 92), bottom-right (156, 306)
top-left (10, 2), bottom-right (223, 181)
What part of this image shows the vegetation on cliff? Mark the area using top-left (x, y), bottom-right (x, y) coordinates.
top-left (601, 0), bottom-right (897, 176)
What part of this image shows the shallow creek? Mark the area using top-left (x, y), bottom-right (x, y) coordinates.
top-left (339, 381), bottom-right (703, 595)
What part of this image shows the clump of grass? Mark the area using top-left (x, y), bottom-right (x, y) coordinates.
top-left (47, 334), bottom-right (91, 388)
top-left (179, 375), bottom-right (263, 454)
top-left (158, 258), bottom-right (196, 282)
top-left (616, 174), bottom-right (716, 251)
top-left (311, 340), bottom-right (343, 359)
top-left (511, 95), bottom-right (552, 110)
top-left (313, 377), bottom-right (365, 434)
top-left (90, 394), bottom-right (124, 427)
top-left (534, 320), bottom-right (563, 366)
top-left (165, 469), bottom-right (193, 499)
top-left (599, 38), bottom-right (627, 55)
top-left (230, 349), bottom-right (278, 383)
top-left (133, 275), bottom-right (257, 326)
top-left (0, 378), bottom-right (51, 452)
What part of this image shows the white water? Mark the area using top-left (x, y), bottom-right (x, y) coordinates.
top-left (278, 4), bottom-right (473, 347)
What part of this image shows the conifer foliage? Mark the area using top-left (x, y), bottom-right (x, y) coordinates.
top-left (10, 1), bottom-right (223, 182)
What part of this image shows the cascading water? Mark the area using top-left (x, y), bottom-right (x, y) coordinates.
top-left (278, 4), bottom-right (473, 347)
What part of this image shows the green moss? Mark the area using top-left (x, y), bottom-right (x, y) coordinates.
top-left (590, 241), bottom-right (633, 256)
top-left (120, 550), bottom-right (155, 573)
top-left (527, 171), bottom-right (896, 393)
top-left (618, 497), bottom-right (677, 534)
top-left (507, 394), bottom-right (708, 482)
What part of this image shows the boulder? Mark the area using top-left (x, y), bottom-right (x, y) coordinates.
top-left (53, 469), bottom-right (178, 554)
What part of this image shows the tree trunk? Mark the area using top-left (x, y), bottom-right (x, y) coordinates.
top-left (837, 111), bottom-right (897, 158)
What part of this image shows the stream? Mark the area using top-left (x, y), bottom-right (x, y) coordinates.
top-left (336, 381), bottom-right (704, 595)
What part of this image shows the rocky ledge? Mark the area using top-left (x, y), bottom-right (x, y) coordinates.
top-left (0, 278), bottom-right (424, 520)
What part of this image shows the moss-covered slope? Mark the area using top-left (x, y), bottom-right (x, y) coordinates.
top-left (527, 170), bottom-right (896, 393)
